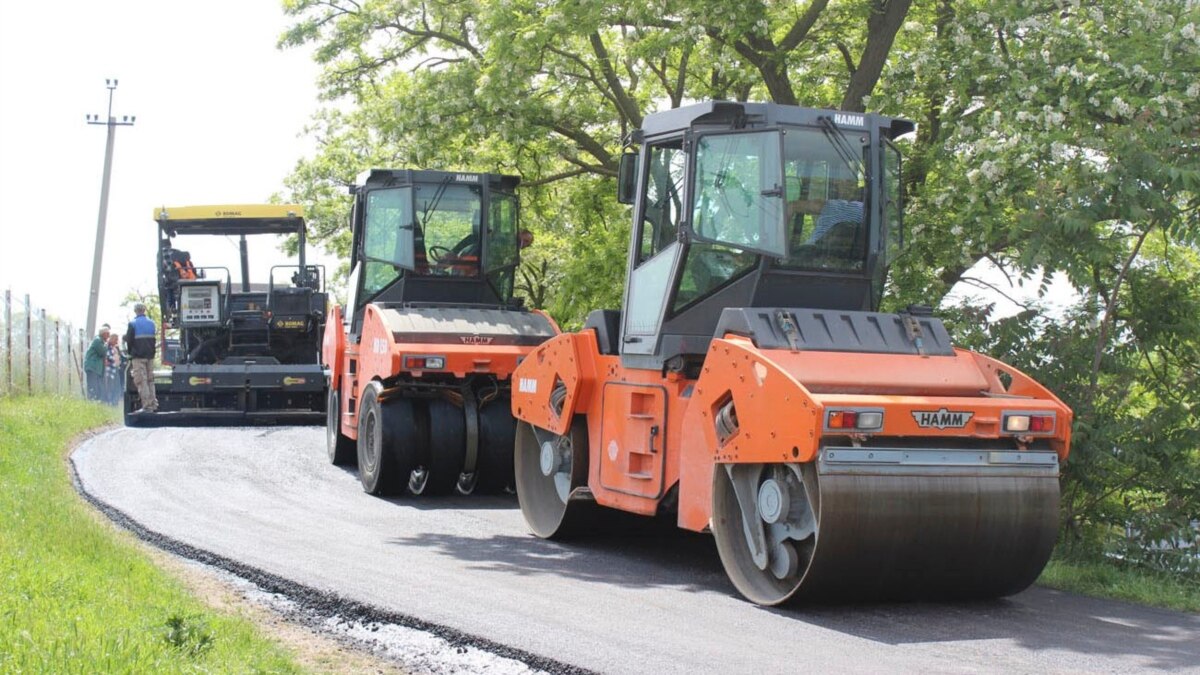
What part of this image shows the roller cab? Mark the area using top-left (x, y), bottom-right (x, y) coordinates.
top-left (509, 102), bottom-right (1073, 605)
top-left (324, 170), bottom-right (558, 496)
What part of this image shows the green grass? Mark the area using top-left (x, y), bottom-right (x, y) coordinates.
top-left (0, 396), bottom-right (303, 673)
top-left (1039, 556), bottom-right (1200, 613)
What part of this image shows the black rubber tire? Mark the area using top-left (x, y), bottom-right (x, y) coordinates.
top-left (326, 386), bottom-right (356, 466)
top-left (409, 398), bottom-right (465, 496)
top-left (474, 398), bottom-right (517, 494)
top-left (356, 384), bottom-right (416, 495)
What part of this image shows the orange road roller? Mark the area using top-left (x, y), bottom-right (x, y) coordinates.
top-left (510, 102), bottom-right (1072, 605)
top-left (324, 170), bottom-right (558, 496)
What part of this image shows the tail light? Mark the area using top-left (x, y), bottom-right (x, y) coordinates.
top-left (826, 408), bottom-right (883, 431)
top-left (1003, 412), bottom-right (1056, 434)
top-left (403, 355), bottom-right (446, 370)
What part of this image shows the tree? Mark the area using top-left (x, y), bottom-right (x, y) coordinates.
top-left (881, 0), bottom-right (1200, 560)
top-left (279, 0), bottom-right (918, 323)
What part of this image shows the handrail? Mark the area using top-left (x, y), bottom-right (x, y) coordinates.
top-left (267, 264), bottom-right (326, 295)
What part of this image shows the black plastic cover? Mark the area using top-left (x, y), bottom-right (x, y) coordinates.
top-left (714, 307), bottom-right (955, 356)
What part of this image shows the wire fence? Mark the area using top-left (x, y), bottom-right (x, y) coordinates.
top-left (0, 289), bottom-right (88, 398)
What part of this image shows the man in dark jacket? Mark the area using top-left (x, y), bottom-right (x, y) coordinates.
top-left (124, 303), bottom-right (159, 413)
top-left (83, 324), bottom-right (110, 401)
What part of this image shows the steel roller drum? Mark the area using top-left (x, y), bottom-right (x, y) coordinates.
top-left (712, 446), bottom-right (1061, 605)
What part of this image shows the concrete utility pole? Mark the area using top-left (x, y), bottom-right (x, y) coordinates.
top-left (84, 79), bottom-right (135, 339)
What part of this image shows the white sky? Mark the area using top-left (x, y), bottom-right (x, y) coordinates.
top-left (0, 0), bottom-right (332, 332)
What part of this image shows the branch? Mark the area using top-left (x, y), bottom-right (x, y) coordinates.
top-left (779, 0), bottom-right (830, 51)
top-left (1089, 225), bottom-right (1153, 391)
top-left (382, 19), bottom-right (481, 59)
top-left (410, 56), bottom-right (465, 71)
top-left (551, 123), bottom-right (616, 170)
top-left (561, 155), bottom-right (618, 177)
top-left (982, 253), bottom-right (1016, 288)
top-left (522, 168), bottom-right (589, 187)
top-left (834, 40), bottom-right (857, 75)
top-left (958, 276), bottom-right (1032, 311)
top-left (673, 42), bottom-right (691, 108)
top-left (588, 32), bottom-right (643, 127)
top-left (707, 28), bottom-right (798, 105)
top-left (841, 0), bottom-right (914, 112)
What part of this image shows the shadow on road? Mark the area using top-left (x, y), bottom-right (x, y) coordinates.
top-left (389, 517), bottom-right (731, 594)
top-left (393, 524), bottom-right (1200, 669)
top-left (330, 465), bottom-right (523, 511)
top-left (794, 587), bottom-right (1200, 670)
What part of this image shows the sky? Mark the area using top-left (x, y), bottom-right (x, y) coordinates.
top-left (0, 0), bottom-right (332, 333)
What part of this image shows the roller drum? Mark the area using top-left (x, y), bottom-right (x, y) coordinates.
top-left (712, 447), bottom-right (1060, 605)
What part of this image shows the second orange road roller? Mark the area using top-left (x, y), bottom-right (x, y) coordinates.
top-left (510, 101), bottom-right (1072, 605)
top-left (324, 169), bottom-right (558, 496)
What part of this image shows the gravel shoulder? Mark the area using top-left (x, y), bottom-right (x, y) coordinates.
top-left (72, 427), bottom-right (1200, 674)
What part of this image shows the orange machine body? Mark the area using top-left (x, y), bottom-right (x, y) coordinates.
top-left (326, 303), bottom-right (558, 440)
top-left (511, 331), bottom-right (1072, 531)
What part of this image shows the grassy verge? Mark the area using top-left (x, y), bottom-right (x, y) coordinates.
top-left (0, 396), bottom-right (303, 673)
top-left (1039, 556), bottom-right (1200, 613)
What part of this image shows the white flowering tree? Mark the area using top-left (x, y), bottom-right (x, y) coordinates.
top-left (876, 0), bottom-right (1200, 563)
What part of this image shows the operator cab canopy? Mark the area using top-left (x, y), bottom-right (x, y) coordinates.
top-left (613, 101), bottom-right (914, 368)
top-left (154, 204), bottom-right (307, 236)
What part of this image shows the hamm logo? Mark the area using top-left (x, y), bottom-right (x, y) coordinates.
top-left (912, 408), bottom-right (974, 429)
top-left (834, 113), bottom-right (865, 128)
top-left (460, 335), bottom-right (494, 345)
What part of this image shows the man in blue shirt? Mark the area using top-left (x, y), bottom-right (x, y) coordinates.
top-left (124, 303), bottom-right (159, 413)
top-left (806, 178), bottom-right (864, 245)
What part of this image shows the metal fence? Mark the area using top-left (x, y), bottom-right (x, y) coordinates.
top-left (0, 289), bottom-right (88, 397)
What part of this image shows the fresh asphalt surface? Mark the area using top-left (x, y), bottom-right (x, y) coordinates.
top-left (74, 427), bottom-right (1200, 674)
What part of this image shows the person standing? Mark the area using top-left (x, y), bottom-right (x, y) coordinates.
top-left (104, 333), bottom-right (123, 405)
top-left (83, 324), bottom-right (110, 401)
top-left (124, 303), bottom-right (158, 413)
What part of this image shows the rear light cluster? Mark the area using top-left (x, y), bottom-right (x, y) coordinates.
top-left (826, 409), bottom-right (883, 431)
top-left (403, 355), bottom-right (446, 370)
top-left (1004, 413), bottom-right (1055, 433)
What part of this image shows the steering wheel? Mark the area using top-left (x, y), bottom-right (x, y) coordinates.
top-left (426, 245), bottom-right (453, 264)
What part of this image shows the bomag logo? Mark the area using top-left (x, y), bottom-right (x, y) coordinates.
top-left (188, 376), bottom-right (212, 386)
top-left (275, 319), bottom-right (306, 329)
top-left (911, 408), bottom-right (974, 429)
top-left (460, 335), bottom-right (494, 345)
top-left (282, 377), bottom-right (306, 386)
top-left (215, 210), bottom-right (243, 216)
